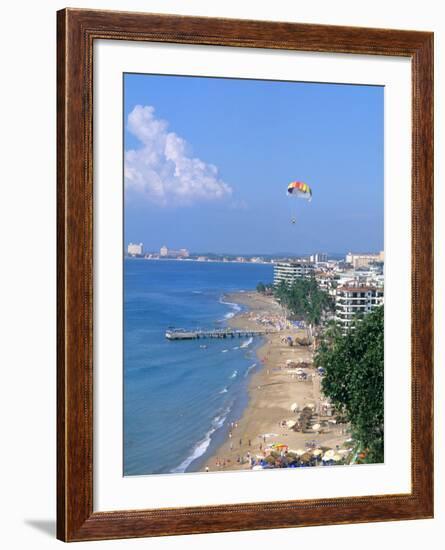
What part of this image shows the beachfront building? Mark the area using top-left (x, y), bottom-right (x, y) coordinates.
top-left (273, 262), bottom-right (315, 286)
top-left (335, 284), bottom-right (384, 332)
top-left (127, 242), bottom-right (143, 256)
top-left (345, 251), bottom-right (384, 269)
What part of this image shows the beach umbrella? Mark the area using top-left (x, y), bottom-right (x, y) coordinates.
top-left (300, 452), bottom-right (312, 463)
top-left (312, 423), bottom-right (321, 432)
top-left (332, 453), bottom-right (343, 462)
top-left (290, 402), bottom-right (298, 412)
top-left (286, 420), bottom-right (297, 428)
top-left (272, 443), bottom-right (288, 450)
top-left (322, 450), bottom-right (335, 461)
top-left (312, 449), bottom-right (322, 457)
top-left (295, 449), bottom-right (306, 456)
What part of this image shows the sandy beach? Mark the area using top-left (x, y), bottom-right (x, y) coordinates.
top-left (202, 291), bottom-right (350, 472)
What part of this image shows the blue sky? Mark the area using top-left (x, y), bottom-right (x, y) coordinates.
top-left (124, 73), bottom-right (383, 255)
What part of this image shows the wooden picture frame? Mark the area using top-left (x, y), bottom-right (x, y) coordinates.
top-left (57, 8), bottom-right (434, 542)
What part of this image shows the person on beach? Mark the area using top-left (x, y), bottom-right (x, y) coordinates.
top-left (239, 438), bottom-right (242, 447)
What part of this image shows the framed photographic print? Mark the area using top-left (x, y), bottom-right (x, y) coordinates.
top-left (57, 8), bottom-right (434, 542)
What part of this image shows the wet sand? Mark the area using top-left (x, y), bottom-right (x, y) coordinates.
top-left (202, 291), bottom-right (350, 472)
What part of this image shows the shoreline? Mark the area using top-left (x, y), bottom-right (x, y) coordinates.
top-left (200, 291), bottom-right (351, 472)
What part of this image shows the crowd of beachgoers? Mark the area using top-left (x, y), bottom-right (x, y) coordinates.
top-left (203, 291), bottom-right (354, 473)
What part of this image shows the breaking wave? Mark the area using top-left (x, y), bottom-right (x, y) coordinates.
top-left (240, 337), bottom-right (253, 349)
top-left (170, 407), bottom-right (231, 473)
top-left (244, 363), bottom-right (257, 378)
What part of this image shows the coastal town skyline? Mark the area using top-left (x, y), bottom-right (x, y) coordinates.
top-left (124, 74), bottom-right (383, 255)
top-left (126, 241), bottom-right (383, 261)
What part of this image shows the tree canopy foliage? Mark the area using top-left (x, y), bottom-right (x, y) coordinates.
top-left (273, 278), bottom-right (334, 326)
top-left (315, 306), bottom-right (384, 463)
top-left (256, 282), bottom-right (266, 293)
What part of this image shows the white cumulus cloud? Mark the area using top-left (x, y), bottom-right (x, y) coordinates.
top-left (124, 105), bottom-right (232, 206)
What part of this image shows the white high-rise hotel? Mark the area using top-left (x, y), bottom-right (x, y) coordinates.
top-left (273, 262), bottom-right (315, 286)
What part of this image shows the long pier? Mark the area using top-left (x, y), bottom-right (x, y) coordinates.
top-left (165, 328), bottom-right (275, 340)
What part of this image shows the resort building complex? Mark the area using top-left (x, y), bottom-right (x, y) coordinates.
top-left (273, 252), bottom-right (385, 332)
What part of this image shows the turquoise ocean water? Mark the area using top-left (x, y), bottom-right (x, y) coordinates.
top-left (124, 259), bottom-right (274, 475)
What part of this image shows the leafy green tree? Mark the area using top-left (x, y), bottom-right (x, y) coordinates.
top-left (315, 306), bottom-right (384, 463)
top-left (272, 277), bottom-right (334, 326)
top-left (319, 319), bottom-right (343, 348)
top-left (274, 280), bottom-right (288, 302)
top-left (256, 282), bottom-right (266, 293)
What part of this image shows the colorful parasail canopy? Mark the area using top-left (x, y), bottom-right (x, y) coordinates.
top-left (287, 181), bottom-right (312, 201)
